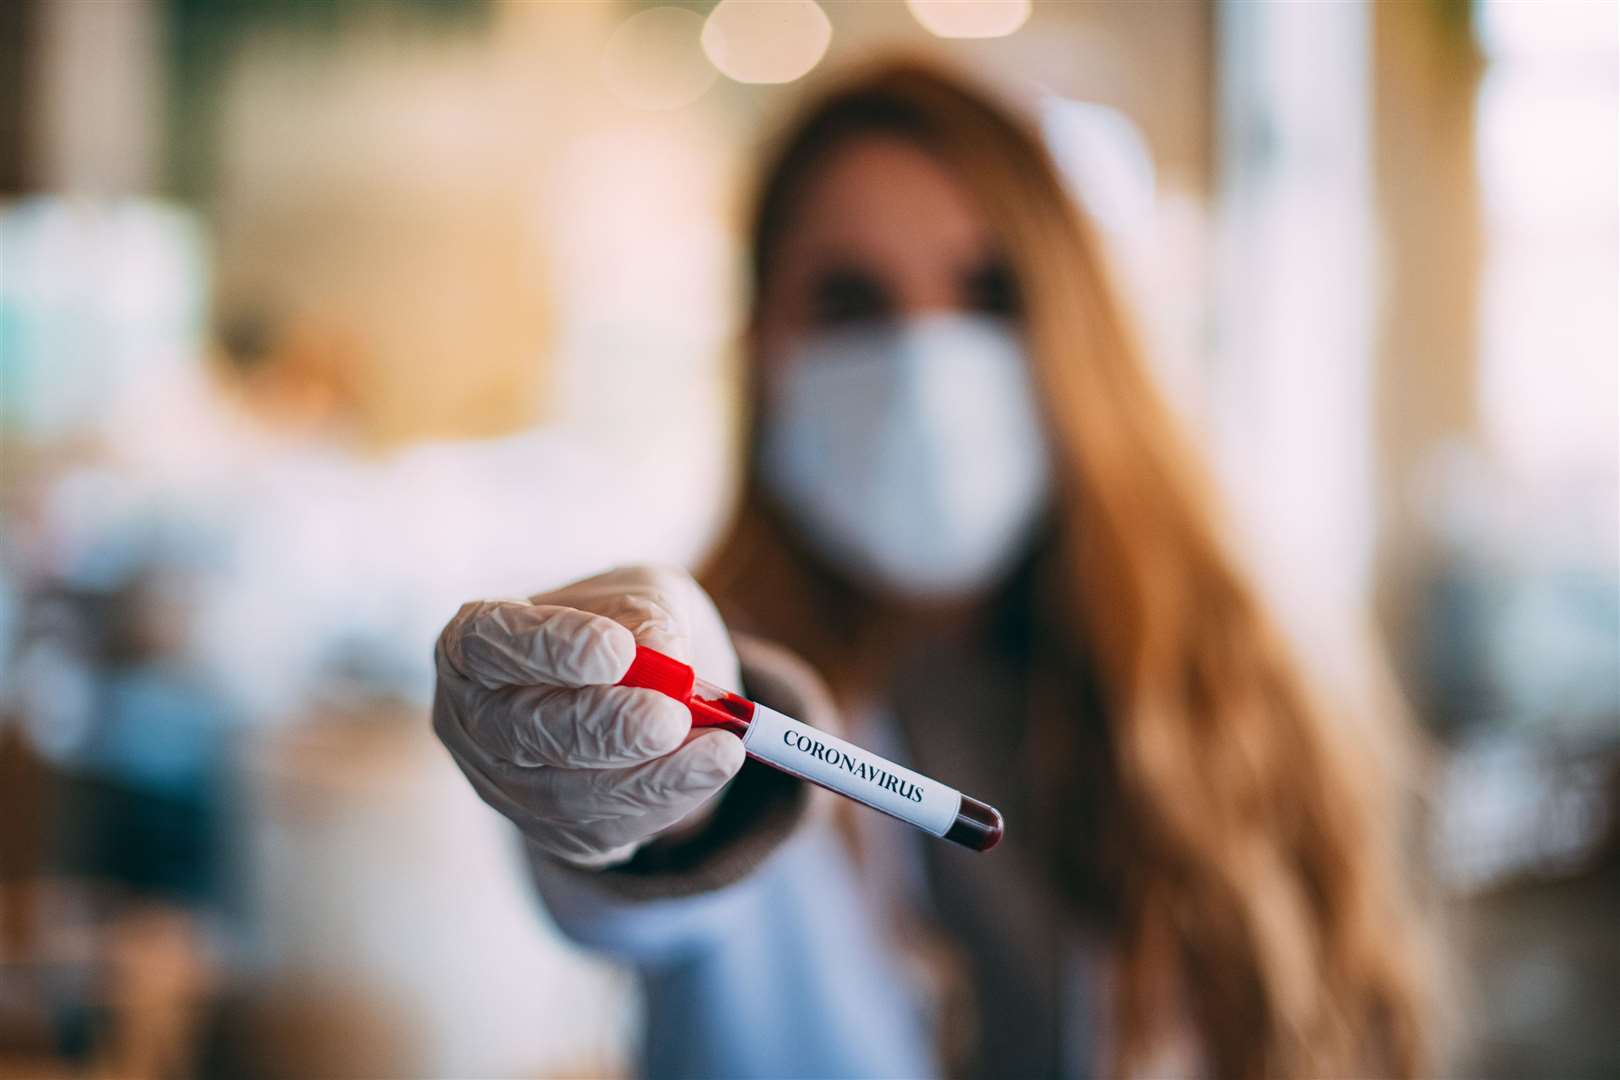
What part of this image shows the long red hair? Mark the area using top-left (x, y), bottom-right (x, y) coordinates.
top-left (703, 60), bottom-right (1435, 1079)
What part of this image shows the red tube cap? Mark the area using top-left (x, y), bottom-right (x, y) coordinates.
top-left (617, 644), bottom-right (695, 701)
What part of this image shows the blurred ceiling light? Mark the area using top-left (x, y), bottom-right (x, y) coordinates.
top-left (702, 0), bottom-right (831, 85)
top-left (906, 0), bottom-right (1030, 40)
top-left (602, 6), bottom-right (717, 111)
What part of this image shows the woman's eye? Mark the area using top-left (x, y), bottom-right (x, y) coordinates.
top-left (808, 268), bottom-right (892, 328)
top-left (961, 258), bottom-right (1022, 319)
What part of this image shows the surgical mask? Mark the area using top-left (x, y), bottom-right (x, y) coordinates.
top-left (758, 312), bottom-right (1051, 598)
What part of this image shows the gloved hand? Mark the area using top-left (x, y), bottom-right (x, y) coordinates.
top-left (433, 565), bottom-right (747, 869)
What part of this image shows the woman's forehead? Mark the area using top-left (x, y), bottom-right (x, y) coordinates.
top-left (776, 135), bottom-right (996, 269)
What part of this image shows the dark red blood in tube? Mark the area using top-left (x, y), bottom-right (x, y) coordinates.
top-left (945, 795), bottom-right (1004, 852)
top-left (687, 683), bottom-right (755, 737)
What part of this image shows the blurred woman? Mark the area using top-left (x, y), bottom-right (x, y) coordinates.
top-left (434, 60), bottom-right (1436, 1079)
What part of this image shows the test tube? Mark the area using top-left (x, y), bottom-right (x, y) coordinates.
top-left (618, 645), bottom-right (1004, 851)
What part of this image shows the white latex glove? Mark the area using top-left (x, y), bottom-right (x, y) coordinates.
top-left (433, 565), bottom-right (746, 869)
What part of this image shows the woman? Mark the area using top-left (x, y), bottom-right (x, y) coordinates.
top-left (434, 60), bottom-right (1435, 1078)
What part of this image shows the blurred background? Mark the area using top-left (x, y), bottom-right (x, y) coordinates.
top-left (0, 1), bottom-right (1615, 1077)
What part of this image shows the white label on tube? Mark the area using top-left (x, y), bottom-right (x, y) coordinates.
top-left (742, 705), bottom-right (962, 837)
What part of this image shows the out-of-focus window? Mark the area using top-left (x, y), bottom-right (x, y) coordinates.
top-left (1475, 0), bottom-right (1618, 512)
top-left (1427, 0), bottom-right (1619, 895)
top-left (1211, 0), bottom-right (1378, 691)
top-left (1436, 0), bottom-right (1620, 742)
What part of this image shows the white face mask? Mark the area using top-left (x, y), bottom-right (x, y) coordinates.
top-left (758, 312), bottom-right (1051, 599)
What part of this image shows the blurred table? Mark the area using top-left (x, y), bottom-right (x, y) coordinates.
top-left (0, 878), bottom-right (214, 1080)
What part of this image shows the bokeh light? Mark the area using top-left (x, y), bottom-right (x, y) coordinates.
top-left (702, 0), bottom-right (832, 85)
top-left (601, 6), bottom-right (717, 111)
top-left (906, 0), bottom-right (1031, 40)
